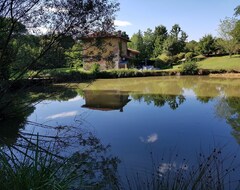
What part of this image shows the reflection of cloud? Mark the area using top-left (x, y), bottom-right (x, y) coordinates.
top-left (159, 163), bottom-right (176, 174)
top-left (68, 96), bottom-right (83, 102)
top-left (46, 111), bottom-right (78, 119)
top-left (158, 162), bottom-right (188, 177)
top-left (114, 20), bottom-right (132, 27)
top-left (140, 133), bottom-right (158, 143)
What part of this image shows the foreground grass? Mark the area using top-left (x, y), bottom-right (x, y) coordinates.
top-left (198, 55), bottom-right (240, 71)
top-left (1, 142), bottom-right (239, 190)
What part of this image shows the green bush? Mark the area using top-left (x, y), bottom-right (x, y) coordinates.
top-left (90, 63), bottom-right (100, 74)
top-left (153, 58), bottom-right (166, 69)
top-left (185, 52), bottom-right (194, 61)
top-left (181, 61), bottom-right (198, 75)
top-left (158, 53), bottom-right (172, 64)
top-left (177, 52), bottom-right (185, 60)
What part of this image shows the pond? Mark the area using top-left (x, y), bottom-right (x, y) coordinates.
top-left (1, 76), bottom-right (240, 188)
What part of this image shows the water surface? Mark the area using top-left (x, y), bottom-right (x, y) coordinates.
top-left (2, 76), bottom-right (240, 186)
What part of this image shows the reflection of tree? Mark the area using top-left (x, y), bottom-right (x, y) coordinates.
top-left (216, 97), bottom-right (240, 144)
top-left (0, 85), bottom-right (78, 145)
top-left (131, 94), bottom-right (186, 110)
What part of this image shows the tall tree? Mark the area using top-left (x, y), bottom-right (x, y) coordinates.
top-left (198, 34), bottom-right (216, 56)
top-left (128, 30), bottom-right (145, 60)
top-left (163, 24), bottom-right (188, 56)
top-left (143, 28), bottom-right (155, 59)
top-left (185, 40), bottom-right (198, 53)
top-left (217, 17), bottom-right (238, 57)
top-left (153, 25), bottom-right (168, 57)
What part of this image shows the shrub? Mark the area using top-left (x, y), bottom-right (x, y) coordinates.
top-left (177, 52), bottom-right (186, 60)
top-left (185, 52), bottom-right (194, 61)
top-left (181, 61), bottom-right (198, 75)
top-left (90, 63), bottom-right (100, 74)
top-left (158, 53), bottom-right (172, 64)
top-left (153, 58), bottom-right (166, 69)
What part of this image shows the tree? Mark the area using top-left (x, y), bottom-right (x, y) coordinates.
top-left (0, 0), bottom-right (120, 119)
top-left (234, 5), bottom-right (240, 16)
top-left (143, 28), bottom-right (155, 59)
top-left (0, 0), bottom-right (119, 80)
top-left (153, 25), bottom-right (168, 57)
top-left (163, 24), bottom-right (188, 56)
top-left (198, 34), bottom-right (216, 56)
top-left (65, 41), bottom-right (83, 68)
top-left (128, 30), bottom-right (146, 61)
top-left (217, 17), bottom-right (238, 57)
top-left (185, 40), bottom-right (198, 54)
top-left (231, 20), bottom-right (240, 42)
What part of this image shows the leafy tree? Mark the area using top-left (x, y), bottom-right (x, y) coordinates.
top-left (217, 17), bottom-right (238, 57)
top-left (65, 41), bottom-right (83, 68)
top-left (128, 30), bottom-right (146, 61)
top-left (185, 40), bottom-right (198, 54)
top-left (198, 34), bottom-right (216, 56)
top-left (153, 25), bottom-right (168, 57)
top-left (163, 24), bottom-right (188, 56)
top-left (143, 28), bottom-right (155, 59)
top-left (234, 5), bottom-right (240, 16)
top-left (231, 20), bottom-right (240, 42)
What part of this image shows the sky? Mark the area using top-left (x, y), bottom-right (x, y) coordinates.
top-left (114, 0), bottom-right (239, 41)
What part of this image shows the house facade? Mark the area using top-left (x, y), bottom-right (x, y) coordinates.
top-left (82, 31), bottom-right (139, 70)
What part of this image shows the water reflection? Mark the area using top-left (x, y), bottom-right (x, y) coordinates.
top-left (1, 76), bottom-right (240, 189)
top-left (82, 90), bottom-right (131, 112)
top-left (0, 85), bottom-right (77, 146)
top-left (132, 94), bottom-right (186, 110)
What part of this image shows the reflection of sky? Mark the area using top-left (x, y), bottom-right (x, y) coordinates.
top-left (68, 96), bottom-right (83, 102)
top-left (140, 133), bottom-right (158, 143)
top-left (183, 89), bottom-right (196, 97)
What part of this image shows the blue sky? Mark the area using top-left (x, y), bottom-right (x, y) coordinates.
top-left (114, 0), bottom-right (239, 41)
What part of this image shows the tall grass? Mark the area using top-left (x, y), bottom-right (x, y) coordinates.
top-left (0, 136), bottom-right (76, 190)
top-left (122, 148), bottom-right (240, 190)
top-left (0, 131), bottom-right (120, 190)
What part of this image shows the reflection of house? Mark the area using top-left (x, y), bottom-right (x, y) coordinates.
top-left (82, 31), bottom-right (139, 70)
top-left (82, 90), bottom-right (131, 112)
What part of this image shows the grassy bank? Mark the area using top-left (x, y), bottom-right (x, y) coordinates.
top-left (198, 55), bottom-right (240, 71)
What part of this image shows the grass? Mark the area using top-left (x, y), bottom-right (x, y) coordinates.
top-left (1, 141), bottom-right (239, 190)
top-left (161, 55), bottom-right (240, 73)
top-left (0, 138), bottom-right (74, 190)
top-left (198, 55), bottom-right (240, 71)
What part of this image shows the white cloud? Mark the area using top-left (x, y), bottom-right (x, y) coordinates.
top-left (46, 111), bottom-right (78, 119)
top-left (114, 20), bottom-right (132, 27)
top-left (140, 133), bottom-right (158, 143)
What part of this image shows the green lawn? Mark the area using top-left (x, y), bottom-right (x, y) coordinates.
top-left (198, 55), bottom-right (240, 71)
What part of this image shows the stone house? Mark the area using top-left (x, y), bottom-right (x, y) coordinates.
top-left (81, 31), bottom-right (139, 70)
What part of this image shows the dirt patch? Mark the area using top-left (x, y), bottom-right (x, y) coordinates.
top-left (209, 73), bottom-right (240, 78)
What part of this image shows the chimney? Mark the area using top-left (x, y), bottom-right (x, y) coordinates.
top-left (118, 30), bottom-right (122, 37)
